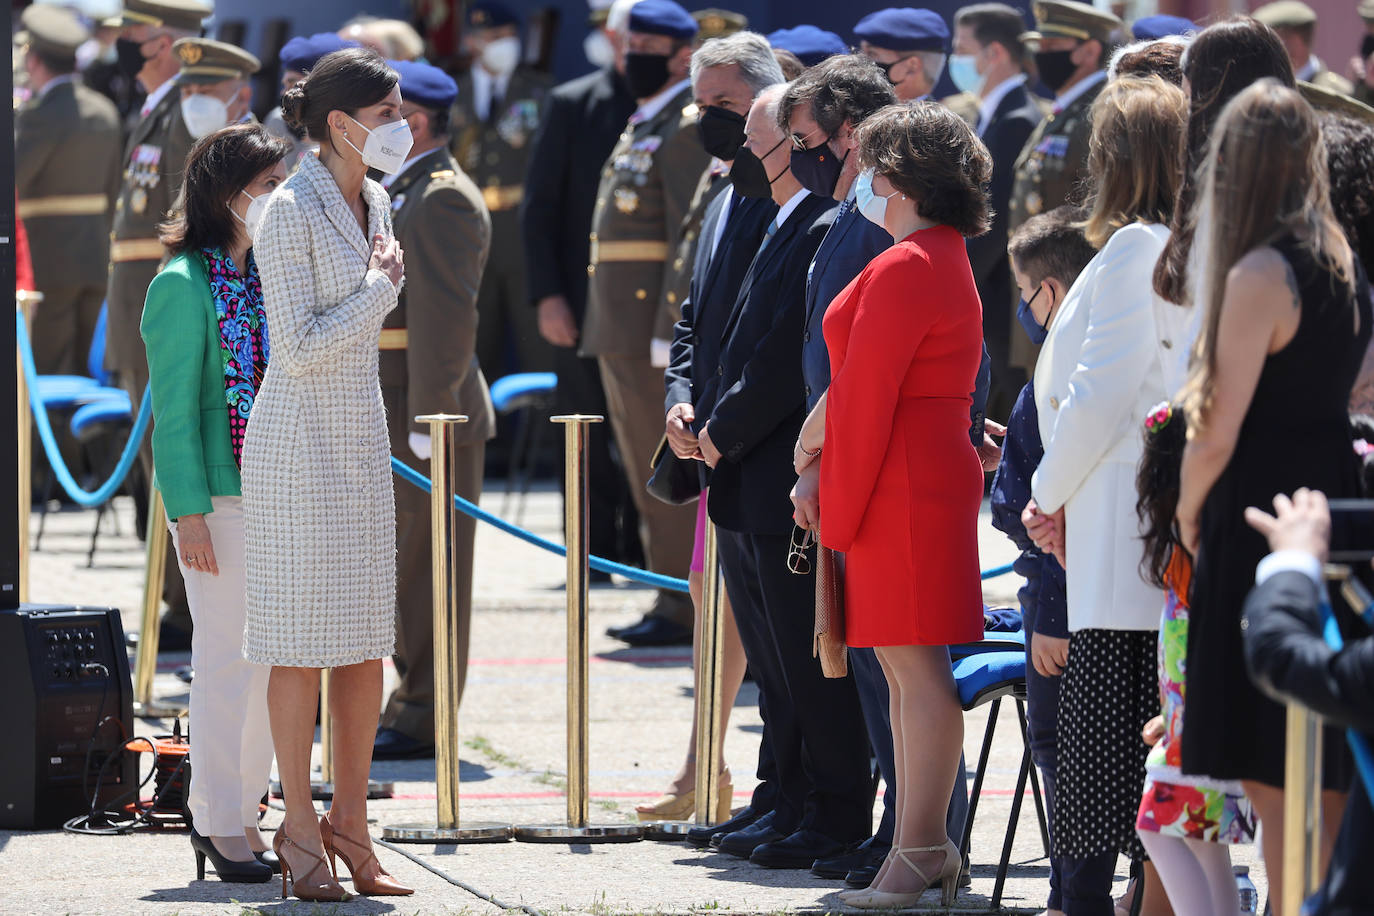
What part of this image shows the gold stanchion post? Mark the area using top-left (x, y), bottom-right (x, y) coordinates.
top-left (1282, 700), bottom-right (1323, 916)
top-left (644, 519), bottom-right (726, 840)
top-left (385, 414), bottom-right (508, 842)
top-left (132, 488), bottom-right (183, 719)
top-left (515, 415), bottom-right (641, 843)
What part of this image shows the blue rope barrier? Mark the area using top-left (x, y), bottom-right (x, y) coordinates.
top-left (391, 457), bottom-right (1018, 591)
top-left (17, 312), bottom-right (151, 508)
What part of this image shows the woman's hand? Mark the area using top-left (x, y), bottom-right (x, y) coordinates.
top-left (1030, 631), bottom-right (1069, 677)
top-left (369, 234), bottom-right (404, 287)
top-left (791, 461), bottom-right (821, 532)
top-left (176, 514), bottom-right (219, 576)
top-left (1141, 715), bottom-right (1165, 747)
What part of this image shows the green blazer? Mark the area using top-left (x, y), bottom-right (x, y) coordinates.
top-left (140, 251), bottom-right (241, 520)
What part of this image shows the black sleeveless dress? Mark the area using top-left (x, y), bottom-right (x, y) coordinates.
top-left (1182, 235), bottom-right (1371, 787)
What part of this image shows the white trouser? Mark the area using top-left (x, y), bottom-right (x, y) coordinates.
top-left (168, 496), bottom-right (273, 836)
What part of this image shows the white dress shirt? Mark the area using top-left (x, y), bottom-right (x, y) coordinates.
top-left (1053, 69), bottom-right (1106, 114)
top-left (140, 76), bottom-right (177, 119)
top-left (470, 64), bottom-right (513, 122)
top-left (976, 73), bottom-right (1027, 137)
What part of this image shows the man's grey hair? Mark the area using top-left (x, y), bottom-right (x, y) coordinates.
top-left (691, 31), bottom-right (786, 96)
top-left (753, 81), bottom-right (788, 126)
top-left (914, 50), bottom-right (947, 88)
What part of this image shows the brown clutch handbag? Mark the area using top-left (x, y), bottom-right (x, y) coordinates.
top-left (813, 545), bottom-right (848, 678)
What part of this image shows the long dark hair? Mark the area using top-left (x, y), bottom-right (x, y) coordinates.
top-left (280, 47), bottom-right (398, 146)
top-left (1152, 17), bottom-right (1294, 305)
top-left (159, 124), bottom-right (290, 256)
top-left (1136, 403), bottom-right (1187, 590)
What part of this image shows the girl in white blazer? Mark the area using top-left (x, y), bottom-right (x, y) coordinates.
top-left (1022, 76), bottom-right (1189, 911)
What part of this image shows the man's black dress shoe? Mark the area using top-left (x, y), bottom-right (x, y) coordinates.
top-left (750, 829), bottom-right (852, 869)
top-left (686, 806), bottom-right (762, 848)
top-left (372, 726), bottom-right (435, 760)
top-left (717, 813), bottom-right (783, 859)
top-left (610, 616), bottom-right (692, 647)
top-left (813, 836), bottom-right (889, 879)
top-left (254, 848), bottom-right (281, 874)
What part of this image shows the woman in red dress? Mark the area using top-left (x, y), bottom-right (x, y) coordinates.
top-left (794, 102), bottom-right (989, 908)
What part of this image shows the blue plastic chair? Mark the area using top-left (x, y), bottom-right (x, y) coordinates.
top-left (952, 645), bottom-right (1050, 909)
top-left (69, 390), bottom-right (134, 565)
top-left (489, 371), bottom-right (558, 524)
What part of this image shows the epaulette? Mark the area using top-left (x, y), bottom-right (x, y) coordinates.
top-left (430, 169), bottom-right (456, 179)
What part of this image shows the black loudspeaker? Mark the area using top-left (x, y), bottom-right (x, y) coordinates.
top-left (0, 605), bottom-right (135, 828)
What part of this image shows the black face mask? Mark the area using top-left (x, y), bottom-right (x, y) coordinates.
top-left (874, 59), bottom-right (901, 85)
top-left (1034, 48), bottom-right (1079, 93)
top-left (624, 52), bottom-right (671, 99)
top-left (697, 105), bottom-right (747, 160)
top-left (790, 137), bottom-right (848, 198)
top-left (1362, 33), bottom-right (1374, 60)
top-left (115, 37), bottom-right (154, 82)
top-left (729, 137), bottom-right (788, 199)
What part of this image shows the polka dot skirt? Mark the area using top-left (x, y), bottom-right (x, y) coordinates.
top-left (1053, 628), bottom-right (1158, 861)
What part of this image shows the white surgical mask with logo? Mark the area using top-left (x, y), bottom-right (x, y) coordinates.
top-left (342, 114), bottom-right (414, 175)
top-left (180, 93), bottom-right (229, 139)
top-left (231, 188), bottom-right (270, 242)
top-left (855, 168), bottom-right (901, 228)
top-left (480, 36), bottom-right (521, 76)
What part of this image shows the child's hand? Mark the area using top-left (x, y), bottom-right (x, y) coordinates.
top-left (1030, 631), bottom-right (1069, 678)
top-left (1142, 715), bottom-right (1165, 747)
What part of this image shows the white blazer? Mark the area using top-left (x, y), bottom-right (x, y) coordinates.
top-left (1032, 222), bottom-right (1171, 632)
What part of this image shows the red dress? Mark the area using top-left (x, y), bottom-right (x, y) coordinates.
top-left (819, 225), bottom-right (985, 647)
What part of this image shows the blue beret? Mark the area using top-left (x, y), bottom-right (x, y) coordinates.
top-left (1129, 14), bottom-right (1195, 40)
top-left (391, 59), bottom-right (459, 110)
top-left (279, 32), bottom-right (357, 73)
top-left (468, 1), bottom-right (521, 29)
top-left (768, 26), bottom-right (848, 67)
top-left (853, 8), bottom-right (949, 53)
top-left (628, 0), bottom-right (699, 40)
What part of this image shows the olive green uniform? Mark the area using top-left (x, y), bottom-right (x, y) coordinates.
top-left (381, 148), bottom-right (496, 740)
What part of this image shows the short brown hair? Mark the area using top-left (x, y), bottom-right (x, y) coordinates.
top-left (1083, 75), bottom-right (1187, 247)
top-left (159, 124), bottom-right (290, 255)
top-left (777, 54), bottom-right (896, 135)
top-left (1008, 206), bottom-right (1095, 288)
top-left (1110, 38), bottom-right (1186, 85)
top-left (852, 101), bottom-right (993, 238)
top-left (954, 4), bottom-right (1027, 60)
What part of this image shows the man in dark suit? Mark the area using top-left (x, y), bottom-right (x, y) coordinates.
top-left (520, 2), bottom-right (644, 602)
top-left (697, 83), bottom-right (873, 870)
top-left (780, 54), bottom-right (993, 888)
top-left (954, 4), bottom-right (1044, 422)
top-left (661, 32), bottom-right (784, 848)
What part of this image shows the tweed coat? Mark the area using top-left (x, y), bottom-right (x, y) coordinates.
top-left (241, 153), bottom-right (401, 668)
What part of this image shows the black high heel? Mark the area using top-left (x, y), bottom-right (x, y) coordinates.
top-left (190, 829), bottom-right (273, 883)
top-left (255, 848), bottom-right (282, 874)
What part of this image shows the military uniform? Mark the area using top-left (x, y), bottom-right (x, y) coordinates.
top-left (451, 66), bottom-right (555, 379)
top-left (582, 80), bottom-right (710, 620)
top-left (1255, 0), bottom-right (1356, 97)
top-left (380, 145), bottom-right (496, 741)
top-left (15, 5), bottom-right (123, 376)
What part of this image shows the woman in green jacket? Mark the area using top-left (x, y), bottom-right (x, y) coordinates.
top-left (141, 123), bottom-right (289, 884)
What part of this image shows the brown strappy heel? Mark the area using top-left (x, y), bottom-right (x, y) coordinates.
top-left (272, 825), bottom-right (350, 901)
top-left (319, 812), bottom-right (414, 896)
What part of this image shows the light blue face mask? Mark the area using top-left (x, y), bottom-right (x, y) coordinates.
top-left (854, 168), bottom-right (902, 228)
top-left (947, 53), bottom-right (986, 97)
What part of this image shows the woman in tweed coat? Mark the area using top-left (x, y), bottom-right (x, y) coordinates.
top-left (242, 48), bottom-right (411, 901)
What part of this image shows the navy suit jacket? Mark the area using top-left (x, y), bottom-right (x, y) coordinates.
top-left (708, 192), bottom-right (838, 536)
top-left (664, 190), bottom-right (777, 422)
top-left (966, 83), bottom-right (1042, 382)
top-left (805, 202), bottom-right (992, 442)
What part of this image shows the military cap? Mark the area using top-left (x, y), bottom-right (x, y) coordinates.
top-left (1130, 14), bottom-right (1195, 40)
top-left (1360, 0), bottom-right (1374, 23)
top-left (1253, 0), bottom-right (1318, 29)
top-left (1300, 80), bottom-right (1374, 123)
top-left (694, 8), bottom-right (748, 40)
top-left (174, 38), bottom-right (261, 84)
top-left (468, 1), bottom-right (522, 29)
top-left (853, 8), bottom-right (950, 53)
top-left (391, 59), bottom-right (459, 110)
top-left (279, 32), bottom-right (358, 73)
top-left (20, 4), bottom-right (90, 62)
top-left (768, 25), bottom-right (848, 66)
top-left (121, 0), bottom-right (211, 32)
top-left (628, 0), bottom-right (699, 39)
top-left (1023, 0), bottom-right (1123, 45)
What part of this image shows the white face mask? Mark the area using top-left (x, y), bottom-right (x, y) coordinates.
top-left (181, 92), bottom-right (229, 139)
top-left (231, 188), bottom-right (270, 242)
top-left (855, 168), bottom-right (902, 228)
top-left (341, 114), bottom-right (414, 175)
top-left (583, 30), bottom-right (615, 70)
top-left (480, 36), bottom-right (521, 76)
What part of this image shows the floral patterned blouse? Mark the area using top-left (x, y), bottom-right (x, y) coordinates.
top-left (204, 247), bottom-right (269, 466)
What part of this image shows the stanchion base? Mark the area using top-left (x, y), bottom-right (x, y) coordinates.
top-left (269, 780), bottom-right (395, 801)
top-left (133, 701), bottom-right (187, 720)
top-left (514, 823), bottom-right (644, 844)
top-left (641, 820), bottom-right (695, 841)
top-left (382, 821), bottom-right (513, 843)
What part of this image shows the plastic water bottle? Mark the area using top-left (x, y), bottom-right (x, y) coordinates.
top-left (1234, 865), bottom-right (1260, 914)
